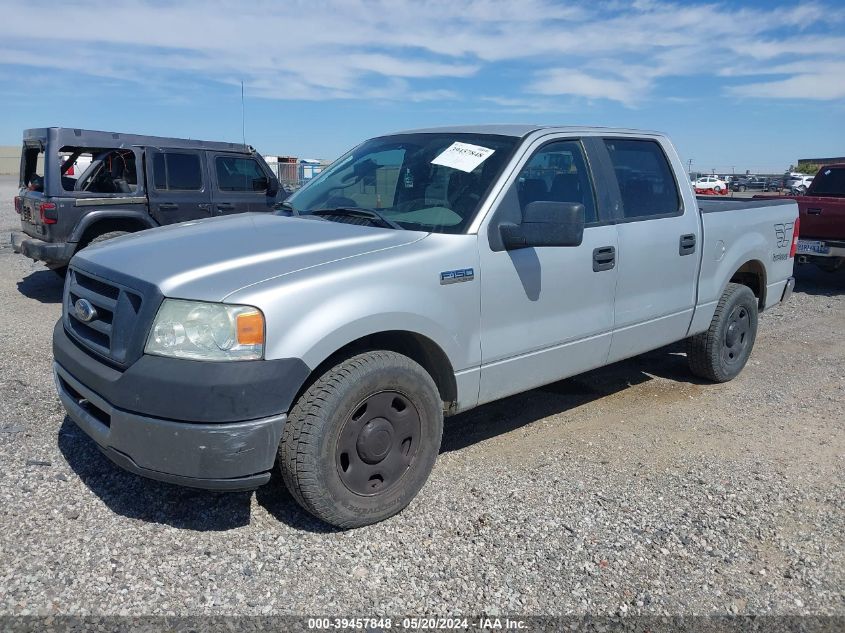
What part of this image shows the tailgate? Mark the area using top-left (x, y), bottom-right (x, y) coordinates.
top-left (798, 196), bottom-right (845, 240)
top-left (18, 192), bottom-right (44, 237)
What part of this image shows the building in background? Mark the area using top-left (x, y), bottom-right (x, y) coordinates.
top-left (798, 156), bottom-right (845, 168)
top-left (263, 155), bottom-right (332, 190)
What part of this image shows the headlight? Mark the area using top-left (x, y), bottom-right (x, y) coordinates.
top-left (145, 299), bottom-right (264, 361)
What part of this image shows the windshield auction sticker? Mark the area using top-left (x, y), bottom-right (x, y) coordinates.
top-left (431, 142), bottom-right (495, 173)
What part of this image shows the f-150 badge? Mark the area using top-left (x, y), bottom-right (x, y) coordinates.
top-left (440, 268), bottom-right (475, 285)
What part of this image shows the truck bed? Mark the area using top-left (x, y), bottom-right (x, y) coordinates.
top-left (687, 196), bottom-right (799, 336)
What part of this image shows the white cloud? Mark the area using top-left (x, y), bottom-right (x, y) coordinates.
top-left (0, 0), bottom-right (843, 106)
top-left (727, 62), bottom-right (845, 100)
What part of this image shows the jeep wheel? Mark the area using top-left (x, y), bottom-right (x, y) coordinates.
top-left (87, 230), bottom-right (131, 246)
top-left (279, 351), bottom-right (443, 528)
top-left (687, 283), bottom-right (758, 382)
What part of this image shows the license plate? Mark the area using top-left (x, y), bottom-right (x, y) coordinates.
top-left (797, 239), bottom-right (830, 255)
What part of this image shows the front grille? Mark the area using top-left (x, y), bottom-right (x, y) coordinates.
top-left (65, 268), bottom-right (144, 365)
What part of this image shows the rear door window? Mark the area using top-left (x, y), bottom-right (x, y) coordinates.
top-left (153, 152), bottom-right (203, 191)
top-left (604, 139), bottom-right (681, 219)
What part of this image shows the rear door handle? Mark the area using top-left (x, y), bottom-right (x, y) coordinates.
top-left (806, 208), bottom-right (822, 215)
top-left (158, 203), bottom-right (178, 210)
top-left (679, 233), bottom-right (696, 256)
top-left (217, 203), bottom-right (235, 210)
top-left (198, 203), bottom-right (211, 210)
top-left (593, 246), bottom-right (615, 272)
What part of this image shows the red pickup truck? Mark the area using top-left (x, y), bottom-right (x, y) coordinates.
top-left (758, 164), bottom-right (845, 272)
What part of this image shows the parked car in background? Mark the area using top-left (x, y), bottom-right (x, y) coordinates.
top-left (12, 127), bottom-right (286, 275)
top-left (732, 176), bottom-right (769, 192)
top-left (694, 175), bottom-right (728, 194)
top-left (790, 175), bottom-right (814, 195)
top-left (52, 125), bottom-right (798, 528)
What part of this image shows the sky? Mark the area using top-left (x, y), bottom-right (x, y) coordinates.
top-left (1, 0), bottom-right (844, 174)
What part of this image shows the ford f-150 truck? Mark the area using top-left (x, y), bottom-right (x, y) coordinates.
top-left (52, 126), bottom-right (799, 528)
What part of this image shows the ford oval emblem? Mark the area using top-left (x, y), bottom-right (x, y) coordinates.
top-left (74, 298), bottom-right (98, 323)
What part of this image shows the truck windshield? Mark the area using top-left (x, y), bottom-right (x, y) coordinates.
top-left (283, 133), bottom-right (518, 233)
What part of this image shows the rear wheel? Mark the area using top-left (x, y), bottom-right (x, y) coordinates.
top-left (687, 283), bottom-right (758, 382)
top-left (279, 350), bottom-right (443, 528)
top-left (86, 230), bottom-right (131, 247)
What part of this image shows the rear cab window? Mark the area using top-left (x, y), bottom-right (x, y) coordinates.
top-left (810, 167), bottom-right (845, 197)
top-left (604, 139), bottom-right (681, 220)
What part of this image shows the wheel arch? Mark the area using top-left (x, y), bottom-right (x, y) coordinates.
top-left (729, 259), bottom-right (767, 310)
top-left (70, 210), bottom-right (157, 246)
top-left (296, 330), bottom-right (459, 415)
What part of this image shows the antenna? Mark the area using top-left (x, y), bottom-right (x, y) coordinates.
top-left (241, 80), bottom-right (246, 146)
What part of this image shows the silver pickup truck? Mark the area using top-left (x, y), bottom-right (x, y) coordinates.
top-left (53, 125), bottom-right (799, 528)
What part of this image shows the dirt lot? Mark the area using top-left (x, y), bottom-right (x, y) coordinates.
top-left (0, 175), bottom-right (842, 618)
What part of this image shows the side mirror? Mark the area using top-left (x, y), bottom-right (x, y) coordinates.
top-left (500, 201), bottom-right (585, 250)
top-left (262, 176), bottom-right (279, 196)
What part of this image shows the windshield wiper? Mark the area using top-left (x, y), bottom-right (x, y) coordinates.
top-left (311, 207), bottom-right (403, 230)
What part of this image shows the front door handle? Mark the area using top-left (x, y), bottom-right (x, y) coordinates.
top-left (217, 203), bottom-right (235, 210)
top-left (198, 203), bottom-right (211, 210)
top-left (158, 203), bottom-right (178, 210)
top-left (806, 208), bottom-right (822, 215)
top-left (593, 246), bottom-right (615, 272)
top-left (679, 233), bottom-right (696, 256)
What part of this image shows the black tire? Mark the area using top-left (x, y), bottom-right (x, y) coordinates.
top-left (687, 283), bottom-right (758, 382)
top-left (86, 230), bottom-right (131, 246)
top-left (279, 350), bottom-right (443, 528)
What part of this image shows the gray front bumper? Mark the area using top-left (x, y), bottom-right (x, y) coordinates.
top-left (54, 362), bottom-right (285, 491)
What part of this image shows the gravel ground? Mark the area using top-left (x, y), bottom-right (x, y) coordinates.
top-left (0, 175), bottom-right (842, 618)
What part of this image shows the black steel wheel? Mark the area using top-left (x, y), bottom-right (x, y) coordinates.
top-left (279, 350), bottom-right (443, 528)
top-left (721, 304), bottom-right (751, 368)
top-left (335, 390), bottom-right (422, 496)
top-left (687, 283), bottom-right (759, 382)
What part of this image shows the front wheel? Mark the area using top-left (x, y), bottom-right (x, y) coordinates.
top-left (279, 350), bottom-right (443, 528)
top-left (687, 283), bottom-right (758, 382)
top-left (714, 185), bottom-right (722, 193)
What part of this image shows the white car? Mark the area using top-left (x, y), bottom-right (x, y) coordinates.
top-left (694, 176), bottom-right (727, 193)
top-left (789, 175), bottom-right (813, 194)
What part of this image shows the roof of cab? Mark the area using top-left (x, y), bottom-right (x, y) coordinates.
top-left (393, 124), bottom-right (665, 138)
top-left (23, 127), bottom-right (251, 153)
